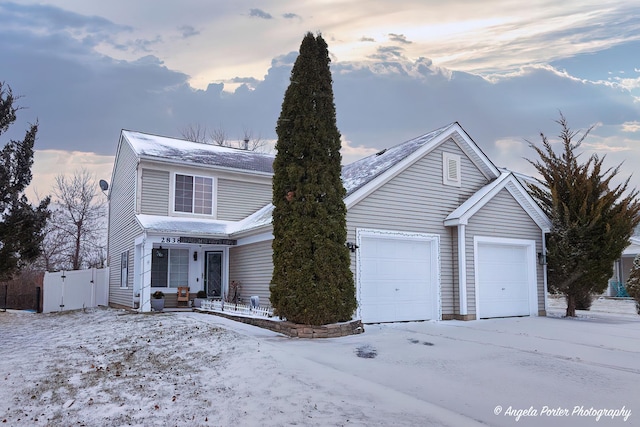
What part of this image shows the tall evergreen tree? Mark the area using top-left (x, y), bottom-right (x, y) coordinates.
top-left (527, 113), bottom-right (640, 317)
top-left (0, 82), bottom-right (50, 281)
top-left (270, 33), bottom-right (356, 325)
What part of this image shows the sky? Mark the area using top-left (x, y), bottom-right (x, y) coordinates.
top-left (1, 0), bottom-right (639, 201)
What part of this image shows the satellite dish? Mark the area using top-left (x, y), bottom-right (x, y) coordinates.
top-left (99, 179), bottom-right (109, 192)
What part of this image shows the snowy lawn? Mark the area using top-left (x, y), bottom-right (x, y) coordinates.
top-left (0, 297), bottom-right (638, 426)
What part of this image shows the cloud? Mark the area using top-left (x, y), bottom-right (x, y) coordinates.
top-left (340, 137), bottom-right (380, 164)
top-left (388, 33), bottom-right (412, 44)
top-left (3, 2), bottom-right (640, 192)
top-left (178, 25), bottom-right (199, 38)
top-left (368, 46), bottom-right (406, 61)
top-left (282, 13), bottom-right (301, 20)
top-left (360, 36), bottom-right (375, 42)
top-left (249, 9), bottom-right (273, 20)
top-left (622, 121), bottom-right (640, 133)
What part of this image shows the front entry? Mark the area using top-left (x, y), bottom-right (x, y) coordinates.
top-left (205, 251), bottom-right (223, 298)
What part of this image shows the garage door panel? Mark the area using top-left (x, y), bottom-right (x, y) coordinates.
top-left (477, 241), bottom-right (535, 319)
top-left (358, 232), bottom-right (439, 323)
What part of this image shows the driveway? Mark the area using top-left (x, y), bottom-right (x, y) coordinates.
top-left (248, 298), bottom-right (640, 427)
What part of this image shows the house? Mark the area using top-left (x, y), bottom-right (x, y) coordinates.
top-left (106, 122), bottom-right (551, 322)
top-left (611, 235), bottom-right (640, 296)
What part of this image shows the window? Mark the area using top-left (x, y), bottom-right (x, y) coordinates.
top-left (120, 251), bottom-right (129, 288)
top-left (151, 247), bottom-right (189, 288)
top-left (175, 174), bottom-right (213, 215)
top-left (443, 152), bottom-right (461, 187)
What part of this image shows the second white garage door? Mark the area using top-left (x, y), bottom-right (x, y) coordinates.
top-left (357, 230), bottom-right (440, 323)
top-left (475, 238), bottom-right (537, 319)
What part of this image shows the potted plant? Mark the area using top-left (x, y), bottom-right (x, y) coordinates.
top-left (151, 290), bottom-right (165, 312)
top-left (193, 290), bottom-right (207, 308)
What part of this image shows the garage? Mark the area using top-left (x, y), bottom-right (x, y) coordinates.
top-left (357, 229), bottom-right (440, 323)
top-left (475, 238), bottom-right (538, 319)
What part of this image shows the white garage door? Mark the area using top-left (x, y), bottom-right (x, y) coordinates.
top-left (476, 240), bottom-right (536, 319)
top-left (358, 231), bottom-right (439, 323)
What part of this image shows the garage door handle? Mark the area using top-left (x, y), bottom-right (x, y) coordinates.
top-left (395, 288), bottom-right (399, 291)
top-left (502, 288), bottom-right (505, 291)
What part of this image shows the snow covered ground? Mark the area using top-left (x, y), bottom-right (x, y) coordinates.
top-left (1, 297), bottom-right (639, 426)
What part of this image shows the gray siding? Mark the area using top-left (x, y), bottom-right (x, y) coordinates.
top-left (347, 138), bottom-right (493, 316)
top-left (465, 188), bottom-right (545, 315)
top-left (229, 240), bottom-right (273, 306)
top-left (140, 169), bottom-right (170, 215)
top-left (218, 179), bottom-right (272, 221)
top-left (108, 141), bottom-right (143, 307)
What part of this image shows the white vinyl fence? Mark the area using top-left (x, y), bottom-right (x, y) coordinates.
top-left (43, 268), bottom-right (109, 313)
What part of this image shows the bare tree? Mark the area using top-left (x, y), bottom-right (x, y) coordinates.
top-left (210, 126), bottom-right (228, 146)
top-left (36, 211), bottom-right (68, 271)
top-left (241, 128), bottom-right (268, 152)
top-left (43, 169), bottom-right (107, 270)
top-left (179, 123), bottom-right (271, 152)
top-left (179, 123), bottom-right (209, 143)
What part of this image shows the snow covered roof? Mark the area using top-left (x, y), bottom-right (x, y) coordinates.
top-left (341, 123), bottom-right (454, 195)
top-left (623, 236), bottom-right (640, 256)
top-left (122, 130), bottom-right (274, 174)
top-left (136, 214), bottom-right (235, 236)
top-left (122, 124), bottom-right (458, 195)
top-left (229, 204), bottom-right (275, 236)
top-left (136, 205), bottom-right (276, 238)
top-left (130, 123), bottom-right (539, 237)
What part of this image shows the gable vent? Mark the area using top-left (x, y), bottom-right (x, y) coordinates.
top-left (447, 158), bottom-right (458, 180)
top-left (443, 152), bottom-right (461, 187)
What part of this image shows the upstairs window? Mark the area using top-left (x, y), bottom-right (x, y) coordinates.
top-left (175, 174), bottom-right (213, 215)
top-left (442, 152), bottom-right (461, 187)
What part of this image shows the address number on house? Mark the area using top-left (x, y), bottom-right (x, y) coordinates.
top-left (158, 236), bottom-right (237, 245)
top-left (160, 237), bottom-right (181, 243)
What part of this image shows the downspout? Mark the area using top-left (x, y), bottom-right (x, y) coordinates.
top-left (458, 224), bottom-right (467, 317)
top-left (542, 229), bottom-right (548, 313)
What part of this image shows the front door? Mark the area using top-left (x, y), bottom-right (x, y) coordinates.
top-left (204, 251), bottom-right (223, 298)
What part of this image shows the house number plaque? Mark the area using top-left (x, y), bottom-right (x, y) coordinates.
top-left (178, 236), bottom-right (237, 245)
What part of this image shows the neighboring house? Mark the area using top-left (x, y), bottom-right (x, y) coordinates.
top-left (611, 236), bottom-right (640, 296)
top-left (107, 123), bottom-right (551, 322)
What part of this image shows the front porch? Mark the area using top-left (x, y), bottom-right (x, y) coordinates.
top-left (133, 232), bottom-right (238, 312)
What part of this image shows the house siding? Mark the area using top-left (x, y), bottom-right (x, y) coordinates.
top-left (108, 140), bottom-right (143, 307)
top-left (140, 169), bottom-right (170, 215)
top-left (217, 179), bottom-right (272, 221)
top-left (346, 138), bottom-right (493, 316)
top-left (229, 240), bottom-right (273, 306)
top-left (465, 188), bottom-right (545, 315)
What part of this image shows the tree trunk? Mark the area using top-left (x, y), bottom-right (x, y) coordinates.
top-left (565, 293), bottom-right (576, 317)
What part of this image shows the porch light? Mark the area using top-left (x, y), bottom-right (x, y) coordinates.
top-left (346, 242), bottom-right (359, 253)
top-left (156, 246), bottom-right (164, 258)
top-left (193, 251), bottom-right (198, 261)
top-left (537, 252), bottom-right (546, 265)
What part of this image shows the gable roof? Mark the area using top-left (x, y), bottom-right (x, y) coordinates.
top-left (341, 124), bottom-right (454, 195)
top-left (123, 124), bottom-right (550, 237)
top-left (342, 122), bottom-right (501, 207)
top-left (122, 130), bottom-right (274, 174)
top-left (444, 171), bottom-right (551, 232)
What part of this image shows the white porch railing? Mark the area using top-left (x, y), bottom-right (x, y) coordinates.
top-left (199, 299), bottom-right (274, 318)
